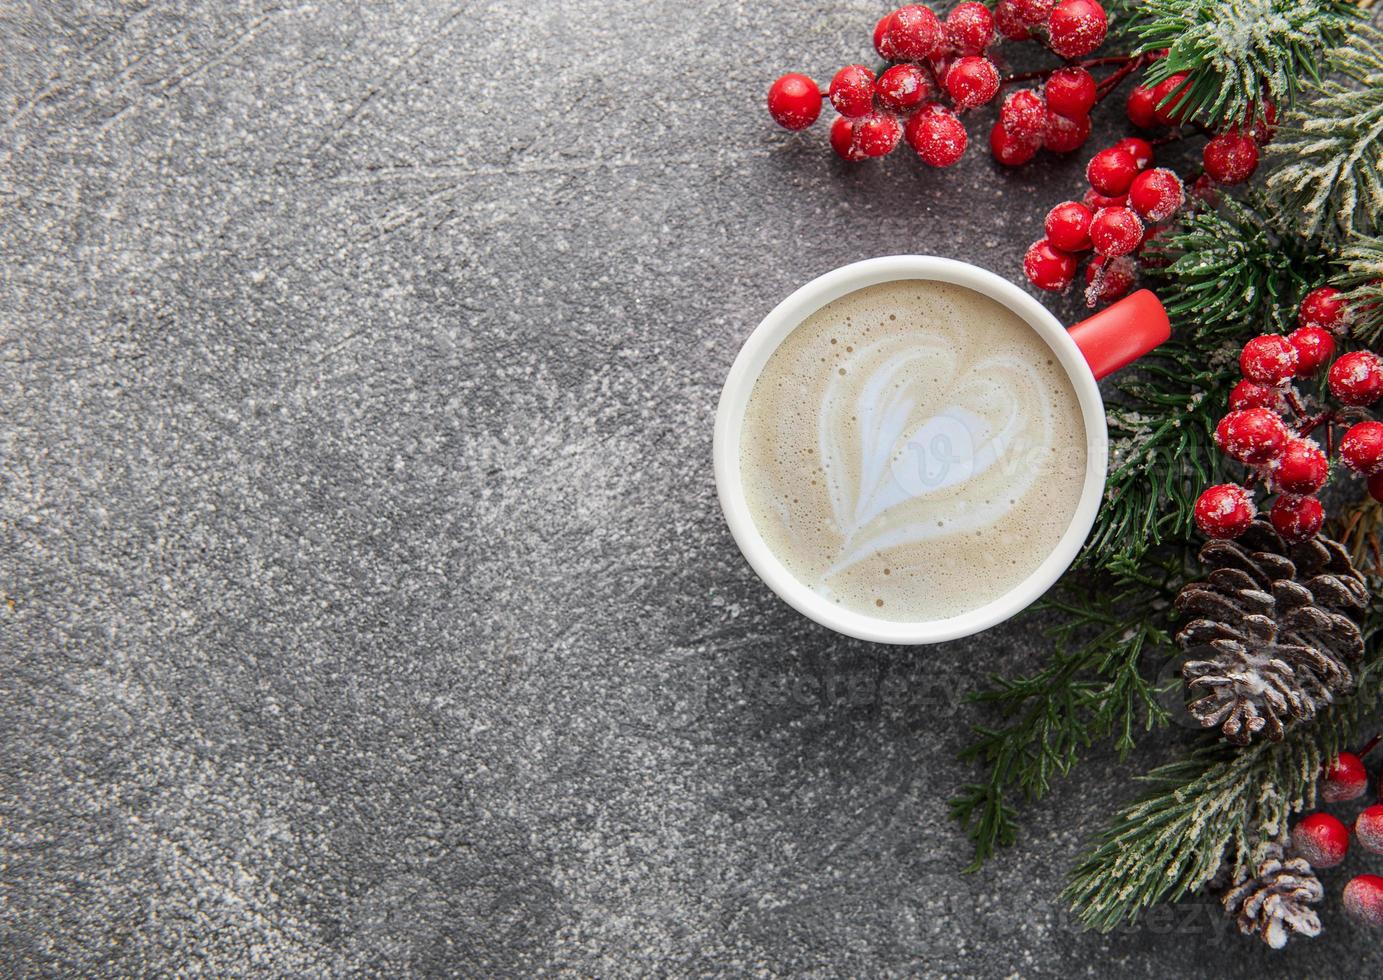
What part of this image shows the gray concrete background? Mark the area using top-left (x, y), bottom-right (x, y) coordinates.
top-left (3, 1), bottom-right (1380, 975)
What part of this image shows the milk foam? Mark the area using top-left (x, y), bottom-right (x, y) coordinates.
top-left (739, 280), bottom-right (1088, 622)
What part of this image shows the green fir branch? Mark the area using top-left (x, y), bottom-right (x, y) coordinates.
top-left (1132, 0), bottom-right (1360, 129)
top-left (1266, 28), bottom-right (1383, 238)
top-left (1334, 234), bottom-right (1383, 344)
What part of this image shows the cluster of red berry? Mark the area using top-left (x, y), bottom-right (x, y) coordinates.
top-left (1024, 137), bottom-right (1182, 303)
top-left (765, 0), bottom-right (1109, 164)
top-left (1290, 748), bottom-right (1383, 927)
top-left (1193, 288), bottom-right (1383, 543)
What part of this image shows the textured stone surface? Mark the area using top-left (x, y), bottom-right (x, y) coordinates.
top-left (3, 2), bottom-right (1380, 975)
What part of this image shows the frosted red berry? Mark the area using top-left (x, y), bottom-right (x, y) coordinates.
top-left (1239, 334), bottom-right (1298, 386)
top-left (1012, 0), bottom-right (1059, 24)
top-left (1271, 494), bottom-right (1324, 543)
top-left (994, 0), bottom-right (1032, 39)
top-left (1286, 326), bottom-right (1335, 377)
top-left (1000, 90), bottom-right (1048, 143)
top-left (830, 116), bottom-right (867, 161)
top-left (1023, 238), bottom-right (1078, 292)
top-left (1356, 806), bottom-right (1383, 854)
top-left (1043, 111), bottom-right (1091, 153)
top-left (1084, 254), bottom-right (1135, 302)
top-left (1089, 206), bottom-right (1143, 257)
top-left (1115, 137), bottom-right (1154, 169)
top-left (990, 123), bottom-right (1041, 166)
top-left (1328, 351), bottom-right (1383, 406)
top-left (1229, 379), bottom-right (1282, 412)
top-left (1344, 875), bottom-right (1383, 926)
top-left (1045, 201), bottom-right (1093, 251)
top-left (1215, 408), bottom-right (1289, 465)
top-left (1291, 812), bottom-right (1349, 868)
top-left (1151, 73), bottom-right (1190, 125)
top-left (856, 113), bottom-right (902, 157)
top-left (1342, 421), bottom-right (1383, 475)
top-left (1322, 752), bottom-right (1369, 803)
top-left (1127, 168), bottom-right (1183, 222)
top-left (829, 65), bottom-right (876, 119)
top-left (768, 74), bottom-right (823, 131)
top-left (876, 64), bottom-right (931, 112)
top-left (1086, 145), bottom-right (1139, 196)
top-left (1082, 188), bottom-right (1125, 210)
top-left (905, 104), bottom-right (968, 166)
top-left (885, 5), bottom-right (943, 61)
top-left (1299, 286), bottom-right (1350, 333)
top-left (1194, 483), bottom-right (1256, 539)
top-left (1271, 439), bottom-right (1328, 495)
top-left (1252, 99), bottom-right (1279, 144)
top-left (1047, 0), bottom-right (1107, 59)
top-left (947, 2), bottom-right (995, 55)
top-left (1126, 85), bottom-right (1158, 129)
top-left (1045, 67), bottom-right (1096, 119)
top-left (946, 56), bottom-right (1000, 110)
top-left (1203, 127), bottom-right (1259, 184)
top-left (874, 14), bottom-right (895, 59)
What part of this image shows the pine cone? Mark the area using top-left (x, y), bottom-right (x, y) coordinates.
top-left (1222, 840), bottom-right (1324, 949)
top-left (1175, 518), bottom-right (1368, 745)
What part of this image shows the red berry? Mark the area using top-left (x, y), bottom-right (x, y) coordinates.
top-left (1299, 286), bottom-right (1350, 333)
top-left (830, 116), bottom-right (867, 161)
top-left (885, 5), bottom-right (943, 61)
top-left (1194, 483), bottom-right (1256, 539)
top-left (1043, 111), bottom-right (1091, 153)
top-left (946, 56), bottom-right (1000, 110)
top-left (1343, 875), bottom-right (1383, 926)
top-left (1239, 334), bottom-right (1298, 387)
top-left (1342, 421), bottom-right (1383, 475)
top-left (1356, 805), bottom-right (1383, 854)
top-left (989, 122), bottom-right (1041, 166)
top-left (1126, 85), bottom-right (1159, 129)
top-left (1023, 238), bottom-right (1078, 292)
top-left (1252, 100), bottom-right (1279, 144)
top-left (1328, 351), bottom-right (1383, 406)
top-left (1127, 167), bottom-right (1183, 222)
top-left (1285, 326), bottom-right (1335, 378)
top-left (1371, 472), bottom-right (1383, 504)
top-left (767, 74), bottom-right (823, 131)
top-left (1081, 188), bottom-right (1125, 210)
top-left (1271, 439), bottom-right (1329, 494)
top-left (1012, 0), bottom-right (1058, 24)
top-left (1271, 494), bottom-right (1324, 543)
top-left (1323, 752), bottom-right (1369, 803)
top-left (1215, 407), bottom-right (1289, 465)
top-left (993, 0), bottom-right (1032, 39)
top-left (905, 104), bottom-right (967, 167)
top-left (856, 113), bottom-right (902, 157)
top-left (1115, 136), bottom-right (1154, 169)
top-left (875, 14), bottom-right (896, 59)
top-left (1086, 145), bottom-right (1139, 196)
top-left (947, 2), bottom-right (995, 55)
top-left (1000, 90), bottom-right (1047, 142)
top-left (1292, 812), bottom-right (1349, 868)
top-left (1046, 0), bottom-right (1107, 59)
top-left (1084, 254), bottom-right (1135, 302)
top-left (1045, 67), bottom-right (1096, 118)
top-left (1089, 206), bottom-right (1143, 257)
top-left (1203, 127), bottom-right (1259, 184)
top-left (876, 64), bottom-right (931, 112)
top-left (1151, 73), bottom-right (1190, 125)
top-left (829, 65), bottom-right (876, 119)
top-left (1229, 379), bottom-right (1283, 412)
top-left (1045, 200), bottom-right (1093, 251)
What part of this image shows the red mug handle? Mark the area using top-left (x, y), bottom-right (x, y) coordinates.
top-left (1067, 289), bottom-right (1171, 380)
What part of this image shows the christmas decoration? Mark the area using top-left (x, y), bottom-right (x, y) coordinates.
top-left (1321, 751), bottom-right (1369, 801)
top-left (1355, 805), bottom-right (1383, 853)
top-left (1222, 839), bottom-right (1324, 949)
top-left (1290, 811), bottom-right (1350, 867)
top-left (1342, 874), bottom-right (1383, 925)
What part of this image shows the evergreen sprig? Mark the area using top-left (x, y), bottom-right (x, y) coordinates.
top-left (1334, 234), bottom-right (1383, 344)
top-left (1132, 0), bottom-right (1360, 129)
top-left (1064, 624), bottom-right (1383, 932)
top-left (1267, 28), bottom-right (1383, 238)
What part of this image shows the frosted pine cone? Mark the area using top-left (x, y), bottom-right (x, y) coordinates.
top-left (1222, 841), bottom-right (1324, 949)
top-left (1175, 518), bottom-right (1367, 745)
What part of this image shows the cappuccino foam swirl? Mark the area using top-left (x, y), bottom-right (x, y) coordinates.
top-left (740, 280), bottom-right (1088, 623)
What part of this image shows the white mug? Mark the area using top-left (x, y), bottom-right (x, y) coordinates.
top-left (713, 255), bottom-right (1170, 644)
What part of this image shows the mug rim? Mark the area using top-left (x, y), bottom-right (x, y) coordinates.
top-left (713, 255), bottom-right (1109, 645)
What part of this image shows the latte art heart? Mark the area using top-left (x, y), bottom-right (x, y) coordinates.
top-left (740, 280), bottom-right (1088, 623)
